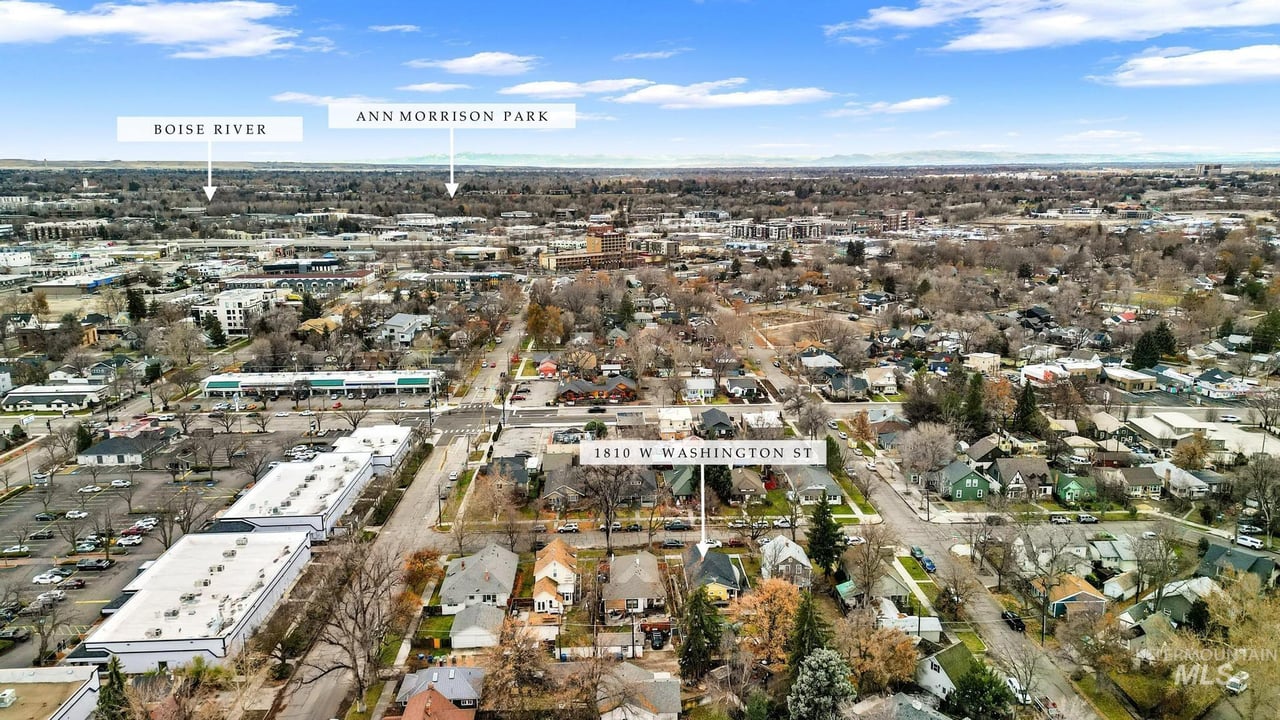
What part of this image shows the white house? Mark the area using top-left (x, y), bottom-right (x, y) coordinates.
top-left (658, 407), bottom-right (693, 439)
top-left (915, 642), bottom-right (979, 701)
top-left (439, 544), bottom-right (518, 616)
top-left (533, 538), bottom-right (577, 614)
top-left (760, 535), bottom-right (813, 589)
top-left (683, 376), bottom-right (716, 402)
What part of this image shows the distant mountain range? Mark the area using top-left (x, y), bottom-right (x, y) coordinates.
top-left (4, 149), bottom-right (1280, 170)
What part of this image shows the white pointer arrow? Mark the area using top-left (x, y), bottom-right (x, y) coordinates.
top-left (445, 127), bottom-right (459, 198)
top-left (202, 141), bottom-right (217, 201)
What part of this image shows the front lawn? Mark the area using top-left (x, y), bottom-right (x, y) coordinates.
top-left (1075, 675), bottom-right (1135, 720)
top-left (344, 682), bottom-right (384, 720)
top-left (899, 556), bottom-right (929, 581)
top-left (847, 486), bottom-right (876, 515)
top-left (956, 629), bottom-right (986, 655)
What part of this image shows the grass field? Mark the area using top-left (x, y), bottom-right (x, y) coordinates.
top-left (899, 556), bottom-right (930, 581)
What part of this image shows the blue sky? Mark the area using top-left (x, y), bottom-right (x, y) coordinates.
top-left (1, 0), bottom-right (1279, 165)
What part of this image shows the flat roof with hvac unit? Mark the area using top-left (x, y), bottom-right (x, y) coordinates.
top-left (0, 666), bottom-right (100, 720)
top-left (220, 452), bottom-right (375, 539)
top-left (76, 532), bottom-right (311, 673)
top-left (331, 424), bottom-right (413, 469)
top-left (201, 370), bottom-right (442, 396)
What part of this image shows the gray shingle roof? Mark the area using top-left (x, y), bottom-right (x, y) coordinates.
top-left (440, 544), bottom-right (518, 606)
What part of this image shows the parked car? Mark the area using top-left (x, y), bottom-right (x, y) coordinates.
top-left (448, 471), bottom-right (459, 482)
top-left (724, 538), bottom-right (746, 548)
top-left (1, 545), bottom-right (27, 555)
top-left (1049, 514), bottom-right (1070, 525)
top-left (621, 523), bottom-right (643, 533)
top-left (34, 512), bottom-right (55, 522)
top-left (76, 559), bottom-right (114, 571)
top-left (702, 539), bottom-right (723, 549)
top-left (826, 420), bottom-right (838, 429)
top-left (275, 411), bottom-right (290, 417)
top-left (1006, 676), bottom-right (1032, 705)
top-left (1221, 414), bottom-right (1241, 423)
top-left (842, 535), bottom-right (866, 546)
top-left (77, 485), bottom-right (102, 494)
top-left (921, 557), bottom-right (937, 573)
top-left (29, 530), bottom-right (53, 540)
top-left (664, 520), bottom-right (692, 532)
top-left (598, 521), bottom-right (622, 533)
top-left (910, 546), bottom-right (925, 560)
top-left (60, 578), bottom-right (86, 590)
top-left (587, 406), bottom-right (606, 413)
top-left (1001, 610), bottom-right (1026, 632)
top-left (0, 627), bottom-right (30, 642)
top-left (110, 479), bottom-right (131, 488)
top-left (660, 538), bottom-right (685, 548)
top-left (773, 518), bottom-right (792, 529)
top-left (74, 542), bottom-right (97, 553)
top-left (31, 574), bottom-right (63, 585)
top-left (116, 535), bottom-right (143, 547)
top-left (510, 394), bottom-right (527, 401)
top-left (1237, 524), bottom-right (1263, 534)
top-left (31, 473), bottom-right (50, 482)
top-left (65, 511), bottom-right (89, 520)
top-left (299, 410), bottom-right (316, 416)
top-left (727, 519), bottom-right (749, 529)
top-left (36, 590), bottom-right (65, 603)
top-left (1077, 514), bottom-right (1099, 524)
top-left (1225, 670), bottom-right (1250, 695)
top-left (1141, 531), bottom-right (1158, 540)
top-left (556, 522), bottom-right (580, 534)
top-left (838, 431), bottom-right (849, 440)
top-left (48, 568), bottom-right (74, 578)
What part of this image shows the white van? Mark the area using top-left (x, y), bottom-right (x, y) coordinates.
top-left (1236, 535), bottom-right (1264, 550)
top-left (1005, 677), bottom-right (1031, 705)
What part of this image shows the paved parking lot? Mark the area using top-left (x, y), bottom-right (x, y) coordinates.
top-left (508, 377), bottom-right (557, 409)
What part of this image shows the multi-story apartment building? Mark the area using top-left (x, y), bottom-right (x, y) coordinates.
top-left (192, 289), bottom-right (276, 337)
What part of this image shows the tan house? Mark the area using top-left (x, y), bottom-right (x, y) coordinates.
top-left (533, 538), bottom-right (577, 613)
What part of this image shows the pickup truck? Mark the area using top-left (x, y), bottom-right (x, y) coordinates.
top-left (1035, 696), bottom-right (1065, 719)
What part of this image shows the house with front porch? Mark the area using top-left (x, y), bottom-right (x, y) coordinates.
top-left (785, 466), bottom-right (845, 505)
top-left (683, 544), bottom-right (743, 603)
top-left (991, 457), bottom-right (1053, 499)
top-left (1097, 466), bottom-right (1162, 500)
top-left (697, 408), bottom-right (735, 438)
top-left (1150, 460), bottom-right (1210, 499)
top-left (730, 468), bottom-right (767, 505)
top-left (936, 460), bottom-right (990, 501)
top-left (1031, 573), bottom-right (1107, 618)
top-left (658, 407), bottom-right (693, 439)
top-left (1055, 473), bottom-right (1097, 504)
top-left (603, 552), bottom-right (665, 616)
top-left (533, 538), bottom-right (577, 614)
top-left (683, 377), bottom-right (716, 402)
top-left (863, 367), bottom-right (898, 396)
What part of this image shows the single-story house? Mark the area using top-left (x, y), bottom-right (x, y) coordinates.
top-left (683, 377), bottom-right (716, 402)
top-left (76, 429), bottom-right (176, 467)
top-left (1149, 461), bottom-right (1210, 500)
top-left (603, 552), bottom-right (665, 616)
top-left (1103, 570), bottom-right (1140, 601)
top-left (449, 604), bottom-right (504, 649)
top-left (836, 562), bottom-right (913, 610)
top-left (1055, 473), bottom-right (1097, 504)
top-left (1195, 543), bottom-right (1278, 588)
top-left (1098, 466), bottom-right (1163, 500)
top-left (540, 454), bottom-right (586, 509)
top-left (760, 535), bottom-right (812, 589)
top-left (785, 466), bottom-right (844, 505)
top-left (536, 357), bottom-right (559, 379)
top-left (1031, 574), bottom-right (1106, 618)
top-left (394, 667), bottom-right (485, 719)
top-left (439, 544), bottom-right (518, 615)
top-left (825, 371), bottom-right (869, 401)
top-left (1119, 576), bottom-right (1223, 629)
top-left (724, 377), bottom-right (761, 399)
top-left (598, 662), bottom-right (679, 720)
top-left (730, 468), bottom-right (767, 505)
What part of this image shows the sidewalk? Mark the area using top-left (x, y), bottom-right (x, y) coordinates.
top-left (877, 457), bottom-right (975, 525)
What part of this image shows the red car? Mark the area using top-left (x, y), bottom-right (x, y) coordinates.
top-left (511, 394), bottom-right (527, 401)
top-left (120, 527), bottom-right (146, 536)
top-left (332, 402), bottom-right (342, 409)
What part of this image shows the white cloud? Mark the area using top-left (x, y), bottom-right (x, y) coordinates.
top-left (1058, 129), bottom-right (1144, 143)
top-left (611, 78), bottom-right (832, 109)
top-left (271, 91), bottom-right (385, 106)
top-left (1099, 44), bottom-right (1280, 86)
top-left (576, 112), bottom-right (617, 122)
top-left (406, 51), bottom-right (537, 75)
top-left (499, 79), bottom-right (653, 98)
top-left (850, 0), bottom-right (1280, 51)
top-left (826, 95), bottom-right (952, 117)
top-left (613, 47), bottom-right (690, 60)
top-left (396, 82), bottom-right (470, 93)
top-left (369, 24), bottom-right (419, 32)
top-left (0, 0), bottom-right (315, 58)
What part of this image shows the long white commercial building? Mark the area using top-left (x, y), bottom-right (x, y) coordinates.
top-left (201, 369), bottom-right (443, 397)
top-left (71, 532), bottom-right (311, 673)
top-left (218, 451), bottom-right (376, 539)
top-left (331, 424), bottom-right (414, 469)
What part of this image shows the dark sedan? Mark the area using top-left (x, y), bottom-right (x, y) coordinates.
top-left (1001, 610), bottom-right (1026, 632)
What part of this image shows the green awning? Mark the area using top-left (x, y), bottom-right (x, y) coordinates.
top-left (397, 378), bottom-right (432, 386)
top-left (310, 379), bottom-right (344, 387)
top-left (206, 381), bottom-right (240, 389)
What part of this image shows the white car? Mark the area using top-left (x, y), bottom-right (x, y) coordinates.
top-left (135, 517), bottom-right (158, 528)
top-left (1220, 414), bottom-right (1241, 423)
top-left (74, 542), bottom-right (97, 553)
top-left (110, 479), bottom-right (131, 488)
top-left (865, 460), bottom-right (877, 470)
top-left (77, 485), bottom-right (102, 494)
top-left (116, 535), bottom-right (142, 547)
top-left (701, 539), bottom-right (723, 549)
top-left (31, 574), bottom-right (63, 585)
top-left (773, 518), bottom-right (793, 529)
top-left (275, 411), bottom-right (290, 417)
top-left (155, 414), bottom-right (176, 421)
top-left (448, 471), bottom-right (459, 482)
top-left (36, 590), bottom-right (65, 603)
top-left (843, 535), bottom-right (867, 546)
top-left (2, 545), bottom-right (28, 554)
top-left (65, 510), bottom-right (89, 520)
top-left (299, 410), bottom-right (316, 416)
top-left (838, 431), bottom-right (849, 440)
top-left (1141, 531), bottom-right (1158, 540)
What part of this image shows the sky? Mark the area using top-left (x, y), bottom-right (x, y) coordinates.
top-left (1, 0), bottom-right (1279, 166)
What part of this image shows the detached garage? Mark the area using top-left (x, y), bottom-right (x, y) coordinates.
top-left (449, 604), bottom-right (504, 649)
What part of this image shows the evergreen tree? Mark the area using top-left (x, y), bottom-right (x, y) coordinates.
top-left (1012, 382), bottom-right (1039, 434)
top-left (144, 362), bottom-right (162, 385)
top-left (1130, 332), bottom-right (1161, 370)
top-left (846, 240), bottom-right (866, 266)
top-left (1151, 321), bottom-right (1177, 357)
top-left (787, 648), bottom-right (856, 720)
top-left (617, 293), bottom-right (635, 326)
top-left (705, 465), bottom-right (732, 504)
top-left (95, 655), bottom-right (129, 720)
top-left (1252, 309), bottom-right (1280, 353)
top-left (964, 372), bottom-right (987, 436)
top-left (939, 664), bottom-right (1014, 720)
top-left (1017, 262), bottom-right (1034, 279)
top-left (882, 275), bottom-right (897, 294)
top-left (300, 293), bottom-right (323, 321)
top-left (806, 497), bottom-right (842, 574)
top-left (730, 256), bottom-right (742, 275)
top-left (825, 436), bottom-right (842, 474)
top-left (787, 592), bottom-right (830, 680)
top-left (202, 315), bottom-right (227, 347)
top-left (744, 691), bottom-right (771, 720)
top-left (124, 288), bottom-right (147, 322)
top-left (780, 249), bottom-right (794, 267)
top-left (75, 423), bottom-right (93, 452)
top-left (916, 278), bottom-right (932, 297)
top-left (679, 586), bottom-right (722, 682)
